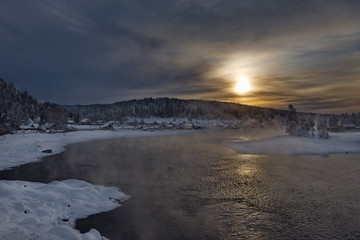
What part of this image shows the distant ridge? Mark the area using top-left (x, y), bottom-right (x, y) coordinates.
top-left (61, 97), bottom-right (288, 123)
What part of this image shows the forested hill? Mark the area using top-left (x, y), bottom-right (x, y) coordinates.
top-left (63, 98), bottom-right (287, 123)
top-left (0, 78), bottom-right (40, 128)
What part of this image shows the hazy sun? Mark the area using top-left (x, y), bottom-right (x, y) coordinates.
top-left (235, 77), bottom-right (250, 93)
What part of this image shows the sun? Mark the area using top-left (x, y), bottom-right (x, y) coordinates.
top-left (235, 77), bottom-right (250, 93)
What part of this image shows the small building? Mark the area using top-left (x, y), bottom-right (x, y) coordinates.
top-left (182, 120), bottom-right (194, 130)
top-left (101, 122), bottom-right (114, 130)
top-left (166, 122), bottom-right (175, 129)
top-left (142, 125), bottom-right (160, 131)
top-left (342, 123), bottom-right (356, 130)
top-left (327, 126), bottom-right (340, 132)
top-left (19, 119), bottom-right (38, 130)
top-left (80, 118), bottom-right (91, 125)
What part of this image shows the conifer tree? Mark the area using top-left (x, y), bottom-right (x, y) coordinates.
top-left (286, 105), bottom-right (298, 136)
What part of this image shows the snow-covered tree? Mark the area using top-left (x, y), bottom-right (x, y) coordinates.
top-left (40, 103), bottom-right (68, 130)
top-left (0, 78), bottom-right (40, 131)
top-left (286, 105), bottom-right (299, 136)
top-left (317, 118), bottom-right (329, 139)
top-left (285, 105), bottom-right (315, 137)
top-left (299, 116), bottom-right (315, 137)
top-left (328, 115), bottom-right (339, 131)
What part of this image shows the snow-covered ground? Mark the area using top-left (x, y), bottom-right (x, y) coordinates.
top-left (0, 129), bottom-right (183, 171)
top-left (227, 131), bottom-right (360, 155)
top-left (0, 129), bottom-right (183, 240)
top-left (65, 117), bottom-right (270, 131)
top-left (0, 179), bottom-right (129, 240)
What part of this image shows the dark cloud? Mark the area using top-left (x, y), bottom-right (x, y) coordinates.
top-left (0, 0), bottom-right (359, 113)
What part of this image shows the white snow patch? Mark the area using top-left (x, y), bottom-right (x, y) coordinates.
top-left (0, 129), bottom-right (182, 171)
top-left (0, 179), bottom-right (130, 240)
top-left (227, 131), bottom-right (360, 155)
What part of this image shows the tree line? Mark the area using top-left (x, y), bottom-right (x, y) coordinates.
top-left (63, 97), bottom-right (287, 124)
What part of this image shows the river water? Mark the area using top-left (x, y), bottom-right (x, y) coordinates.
top-left (0, 130), bottom-right (360, 239)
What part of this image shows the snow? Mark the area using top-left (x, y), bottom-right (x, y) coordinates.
top-left (67, 118), bottom-right (247, 131)
top-left (0, 129), bottom-right (182, 171)
top-left (0, 179), bottom-right (130, 240)
top-left (227, 131), bottom-right (360, 155)
top-left (0, 129), bottom-right (183, 239)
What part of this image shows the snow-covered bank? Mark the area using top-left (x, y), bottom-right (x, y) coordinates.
top-left (227, 131), bottom-right (360, 155)
top-left (0, 130), bottom-right (182, 239)
top-left (0, 129), bottom-right (182, 171)
top-left (0, 179), bottom-right (129, 240)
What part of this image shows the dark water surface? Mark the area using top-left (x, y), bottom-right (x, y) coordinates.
top-left (1, 130), bottom-right (360, 239)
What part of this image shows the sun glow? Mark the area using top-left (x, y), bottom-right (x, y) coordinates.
top-left (235, 77), bottom-right (251, 93)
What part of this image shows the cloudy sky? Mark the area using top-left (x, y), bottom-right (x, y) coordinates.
top-left (0, 0), bottom-right (359, 113)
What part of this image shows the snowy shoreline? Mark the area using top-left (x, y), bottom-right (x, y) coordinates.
top-left (226, 131), bottom-right (360, 155)
top-left (0, 129), bottom-right (185, 240)
top-left (0, 129), bottom-right (185, 171)
top-left (0, 179), bottom-right (130, 240)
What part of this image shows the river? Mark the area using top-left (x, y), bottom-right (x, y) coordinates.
top-left (0, 130), bottom-right (359, 239)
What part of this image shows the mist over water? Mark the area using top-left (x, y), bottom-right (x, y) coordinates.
top-left (1, 130), bottom-right (360, 239)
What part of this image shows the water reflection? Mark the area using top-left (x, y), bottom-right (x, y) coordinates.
top-left (236, 154), bottom-right (261, 178)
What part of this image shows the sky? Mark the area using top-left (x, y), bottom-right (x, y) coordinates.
top-left (0, 0), bottom-right (359, 113)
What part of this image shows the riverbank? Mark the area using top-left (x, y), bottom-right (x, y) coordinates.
top-left (2, 129), bottom-right (359, 172)
top-left (0, 129), bottom-right (186, 171)
top-left (226, 131), bottom-right (360, 155)
top-left (0, 179), bottom-right (129, 240)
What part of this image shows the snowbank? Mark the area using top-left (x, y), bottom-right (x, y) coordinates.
top-left (0, 179), bottom-right (130, 240)
top-left (227, 131), bottom-right (360, 155)
top-left (0, 129), bottom-right (181, 171)
top-left (0, 129), bottom-right (182, 239)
